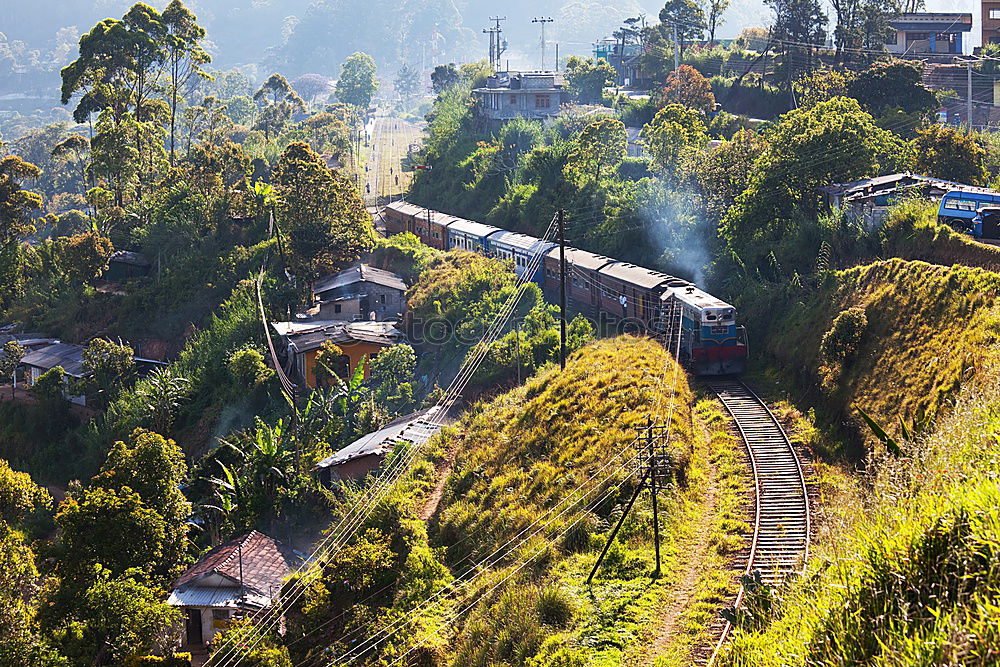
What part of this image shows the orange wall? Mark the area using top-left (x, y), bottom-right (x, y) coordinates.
top-left (302, 341), bottom-right (386, 388)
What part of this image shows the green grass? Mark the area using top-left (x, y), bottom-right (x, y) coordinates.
top-left (715, 373), bottom-right (1000, 666)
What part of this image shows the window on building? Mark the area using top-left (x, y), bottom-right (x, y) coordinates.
top-left (212, 610), bottom-right (230, 621)
top-left (906, 32), bottom-right (928, 41)
top-left (884, 31), bottom-right (898, 45)
top-left (379, 294), bottom-right (386, 304)
top-left (334, 304), bottom-right (342, 314)
top-left (535, 94), bottom-right (550, 109)
top-left (509, 94), bottom-right (517, 105)
top-left (991, 9), bottom-right (1000, 19)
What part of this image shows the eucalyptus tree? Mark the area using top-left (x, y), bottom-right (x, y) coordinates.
top-left (162, 0), bottom-right (211, 164)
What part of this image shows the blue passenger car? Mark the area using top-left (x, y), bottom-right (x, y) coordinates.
top-left (485, 230), bottom-right (557, 282)
top-left (446, 218), bottom-right (501, 253)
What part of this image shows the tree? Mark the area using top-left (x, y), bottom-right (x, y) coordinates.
top-left (395, 64), bottom-right (420, 100)
top-left (50, 567), bottom-right (179, 667)
top-left (254, 73), bottom-right (306, 141)
top-left (58, 231), bottom-right (113, 283)
top-left (0, 156), bottom-right (41, 248)
top-left (640, 104), bottom-right (708, 175)
top-left (292, 73), bottom-right (333, 105)
top-left (369, 343), bottom-right (416, 414)
top-left (831, 0), bottom-right (894, 64)
top-left (564, 57), bottom-right (616, 104)
top-left (847, 59), bottom-right (937, 120)
top-left (767, 0), bottom-right (827, 86)
top-left (431, 63), bottom-right (460, 94)
top-left (0, 341), bottom-right (25, 398)
top-left (336, 52), bottom-right (379, 109)
top-left (162, 0), bottom-right (211, 164)
top-left (51, 134), bottom-right (92, 201)
top-left (136, 368), bottom-right (189, 433)
top-left (228, 346), bottom-right (274, 388)
top-left (272, 142), bottom-right (375, 277)
top-left (659, 0), bottom-right (706, 54)
top-left (792, 68), bottom-right (853, 108)
top-left (82, 338), bottom-right (136, 408)
top-left (314, 341), bottom-right (348, 385)
top-left (659, 64), bottom-right (715, 113)
top-left (0, 458), bottom-right (50, 525)
top-left (568, 118), bottom-right (627, 181)
top-left (697, 129), bottom-right (770, 224)
top-left (707, 0), bottom-right (731, 45)
top-left (913, 124), bottom-right (988, 186)
top-left (54, 486), bottom-right (171, 582)
top-left (721, 96), bottom-right (909, 273)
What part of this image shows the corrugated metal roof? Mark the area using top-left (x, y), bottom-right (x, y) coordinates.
top-left (313, 264), bottom-right (407, 295)
top-left (20, 343), bottom-right (87, 377)
top-left (447, 218), bottom-right (501, 238)
top-left (487, 230), bottom-right (557, 255)
top-left (167, 586), bottom-right (269, 609)
top-left (315, 406), bottom-right (447, 469)
top-left (272, 320), bottom-right (404, 353)
top-left (598, 262), bottom-right (675, 290)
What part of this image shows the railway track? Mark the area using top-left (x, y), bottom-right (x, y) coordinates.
top-left (703, 379), bottom-right (810, 665)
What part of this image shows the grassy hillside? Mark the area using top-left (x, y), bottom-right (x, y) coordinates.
top-left (286, 336), bottom-right (750, 667)
top-left (741, 256), bottom-right (1000, 456)
top-left (716, 372), bottom-right (1000, 667)
top-left (882, 200), bottom-right (1000, 274)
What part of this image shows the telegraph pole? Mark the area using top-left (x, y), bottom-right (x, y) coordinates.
top-left (968, 59), bottom-right (973, 132)
top-left (586, 420), bottom-right (670, 584)
top-left (558, 209), bottom-right (567, 370)
top-left (533, 17), bottom-right (554, 70)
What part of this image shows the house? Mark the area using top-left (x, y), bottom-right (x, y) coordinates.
top-left (19, 343), bottom-right (89, 405)
top-left (315, 406), bottom-right (446, 485)
top-left (473, 71), bottom-right (571, 122)
top-left (312, 264), bottom-right (408, 322)
top-left (593, 38), bottom-right (647, 88)
top-left (985, 0), bottom-right (1000, 46)
top-left (104, 250), bottom-right (151, 282)
top-left (885, 13), bottom-right (972, 57)
top-left (168, 531), bottom-right (303, 649)
top-left (271, 319), bottom-right (404, 388)
top-left (818, 172), bottom-right (993, 227)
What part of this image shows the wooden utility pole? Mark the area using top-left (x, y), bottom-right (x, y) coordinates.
top-left (558, 209), bottom-right (567, 370)
top-left (671, 22), bottom-right (679, 71)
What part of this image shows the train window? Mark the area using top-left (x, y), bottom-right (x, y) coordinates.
top-left (706, 313), bottom-right (717, 321)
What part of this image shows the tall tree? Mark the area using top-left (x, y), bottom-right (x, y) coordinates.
top-left (913, 124), bottom-right (988, 186)
top-left (431, 63), bottom-right (460, 94)
top-left (767, 0), bottom-right (827, 90)
top-left (707, 0), bottom-right (731, 46)
top-left (253, 73), bottom-right (305, 141)
top-left (0, 341), bottom-right (25, 397)
top-left (161, 0), bottom-right (211, 165)
top-left (564, 56), bottom-right (617, 104)
top-left (568, 118), bottom-right (627, 181)
top-left (659, 64), bottom-right (716, 113)
top-left (336, 52), bottom-right (379, 109)
top-left (272, 142), bottom-right (375, 278)
top-left (0, 156), bottom-right (41, 249)
top-left (659, 0), bottom-right (706, 54)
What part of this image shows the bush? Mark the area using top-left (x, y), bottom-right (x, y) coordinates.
top-left (820, 307), bottom-right (868, 365)
top-left (126, 654), bottom-right (192, 667)
top-left (227, 346), bottom-right (274, 388)
top-left (535, 585), bottom-right (574, 627)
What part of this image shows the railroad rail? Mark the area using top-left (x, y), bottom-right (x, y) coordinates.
top-left (704, 379), bottom-right (810, 665)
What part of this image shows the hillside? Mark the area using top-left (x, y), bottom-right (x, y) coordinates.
top-left (284, 336), bottom-right (749, 667)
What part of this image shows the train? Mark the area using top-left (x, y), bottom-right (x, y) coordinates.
top-left (382, 202), bottom-right (748, 375)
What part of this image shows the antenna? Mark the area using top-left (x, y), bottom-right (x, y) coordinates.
top-left (532, 17), bottom-right (554, 71)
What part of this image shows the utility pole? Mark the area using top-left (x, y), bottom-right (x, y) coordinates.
top-left (586, 420), bottom-right (671, 584)
top-left (555, 43), bottom-right (560, 71)
top-left (671, 22), bottom-right (679, 72)
top-left (483, 27), bottom-right (497, 70)
top-left (558, 209), bottom-right (567, 370)
top-left (968, 59), bottom-right (973, 132)
top-left (533, 17), bottom-right (554, 70)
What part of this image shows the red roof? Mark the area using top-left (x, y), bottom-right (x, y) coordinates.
top-left (174, 531), bottom-right (302, 596)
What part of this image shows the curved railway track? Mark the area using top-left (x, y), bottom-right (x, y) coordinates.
top-left (703, 379), bottom-right (810, 665)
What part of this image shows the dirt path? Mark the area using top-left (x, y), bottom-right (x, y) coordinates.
top-left (640, 468), bottom-right (720, 664)
top-left (419, 447), bottom-right (457, 522)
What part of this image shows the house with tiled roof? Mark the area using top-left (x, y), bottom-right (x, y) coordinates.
top-left (311, 263), bottom-right (408, 322)
top-left (168, 531), bottom-right (303, 648)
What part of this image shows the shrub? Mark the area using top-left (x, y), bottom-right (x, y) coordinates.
top-left (535, 585), bottom-right (574, 628)
top-left (820, 307), bottom-right (868, 365)
top-left (227, 346), bottom-right (274, 388)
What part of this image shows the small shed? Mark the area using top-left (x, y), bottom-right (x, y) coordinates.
top-left (19, 342), bottom-right (88, 405)
top-left (104, 250), bottom-right (151, 282)
top-left (168, 531), bottom-right (303, 649)
top-left (315, 406), bottom-right (446, 485)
